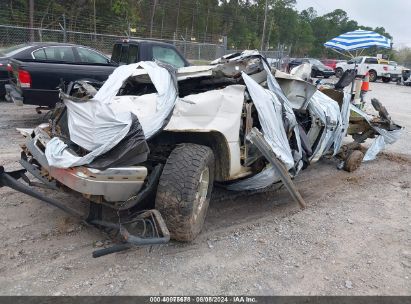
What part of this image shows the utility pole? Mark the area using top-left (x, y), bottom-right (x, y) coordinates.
top-left (260, 0), bottom-right (268, 51)
top-left (29, 0), bottom-right (34, 42)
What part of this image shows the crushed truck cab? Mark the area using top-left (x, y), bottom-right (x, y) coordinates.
top-left (1, 51), bottom-right (402, 256)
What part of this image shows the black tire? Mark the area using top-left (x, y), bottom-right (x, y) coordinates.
top-left (335, 68), bottom-right (343, 78)
top-left (382, 77), bottom-right (391, 83)
top-left (369, 70), bottom-right (377, 82)
top-left (324, 75), bottom-right (330, 79)
top-left (155, 144), bottom-right (215, 242)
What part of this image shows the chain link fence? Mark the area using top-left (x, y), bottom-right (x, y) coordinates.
top-left (0, 24), bottom-right (289, 66)
top-left (0, 24), bottom-right (225, 62)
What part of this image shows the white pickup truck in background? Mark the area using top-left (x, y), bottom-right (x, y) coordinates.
top-left (335, 56), bottom-right (401, 83)
top-left (386, 61), bottom-right (402, 82)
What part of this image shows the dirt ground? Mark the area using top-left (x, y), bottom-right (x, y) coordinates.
top-left (0, 81), bottom-right (410, 295)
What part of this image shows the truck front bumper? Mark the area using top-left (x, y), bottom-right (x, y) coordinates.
top-left (379, 73), bottom-right (401, 82)
top-left (25, 127), bottom-right (148, 202)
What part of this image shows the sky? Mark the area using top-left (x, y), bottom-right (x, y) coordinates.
top-left (294, 0), bottom-right (411, 49)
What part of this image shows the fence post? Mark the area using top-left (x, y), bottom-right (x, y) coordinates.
top-left (29, 0), bottom-right (34, 42)
top-left (63, 13), bottom-right (67, 42)
top-left (184, 28), bottom-right (188, 57)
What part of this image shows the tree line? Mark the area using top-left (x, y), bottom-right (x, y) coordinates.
top-left (0, 0), bottom-right (394, 58)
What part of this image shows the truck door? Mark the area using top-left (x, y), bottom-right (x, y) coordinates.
top-left (151, 45), bottom-right (187, 68)
top-left (362, 57), bottom-right (378, 75)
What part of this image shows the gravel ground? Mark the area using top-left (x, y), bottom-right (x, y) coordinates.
top-left (0, 80), bottom-right (410, 295)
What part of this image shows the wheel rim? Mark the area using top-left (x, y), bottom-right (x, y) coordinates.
top-left (193, 167), bottom-right (210, 221)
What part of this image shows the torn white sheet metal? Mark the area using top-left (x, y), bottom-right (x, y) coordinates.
top-left (16, 128), bottom-right (34, 137)
top-left (227, 67), bottom-right (298, 190)
top-left (274, 72), bottom-right (318, 110)
top-left (242, 72), bottom-right (295, 170)
top-left (94, 63), bottom-right (143, 104)
top-left (290, 63), bottom-right (312, 82)
top-left (166, 85), bottom-right (246, 177)
top-left (45, 61), bottom-right (177, 168)
top-left (363, 127), bottom-right (402, 161)
top-left (210, 50), bottom-right (260, 65)
top-left (228, 56), bottom-right (316, 191)
top-left (335, 92), bottom-right (352, 153)
top-left (176, 65), bottom-right (214, 80)
top-left (263, 60), bottom-right (303, 172)
top-left (308, 90), bottom-right (343, 162)
top-left (350, 105), bottom-right (402, 161)
top-left (165, 86), bottom-right (245, 141)
top-left (226, 166), bottom-right (281, 191)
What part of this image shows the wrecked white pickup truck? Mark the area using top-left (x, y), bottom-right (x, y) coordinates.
top-left (0, 51), bottom-right (402, 257)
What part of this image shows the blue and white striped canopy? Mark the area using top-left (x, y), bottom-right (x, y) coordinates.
top-left (324, 30), bottom-right (391, 51)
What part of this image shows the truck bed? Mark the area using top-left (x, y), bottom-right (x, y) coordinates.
top-left (7, 58), bottom-right (116, 107)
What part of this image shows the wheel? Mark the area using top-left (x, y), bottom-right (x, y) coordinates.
top-left (344, 150), bottom-right (364, 172)
top-left (368, 70), bottom-right (377, 82)
top-left (335, 68), bottom-right (343, 78)
top-left (324, 75), bottom-right (330, 79)
top-left (155, 144), bottom-right (215, 241)
top-left (382, 77), bottom-right (391, 83)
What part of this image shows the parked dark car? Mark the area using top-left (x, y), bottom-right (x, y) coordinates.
top-left (288, 58), bottom-right (335, 78)
top-left (5, 42), bottom-right (114, 107)
top-left (6, 40), bottom-right (189, 108)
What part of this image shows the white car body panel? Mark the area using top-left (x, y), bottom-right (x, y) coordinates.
top-left (111, 85), bottom-right (246, 178)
